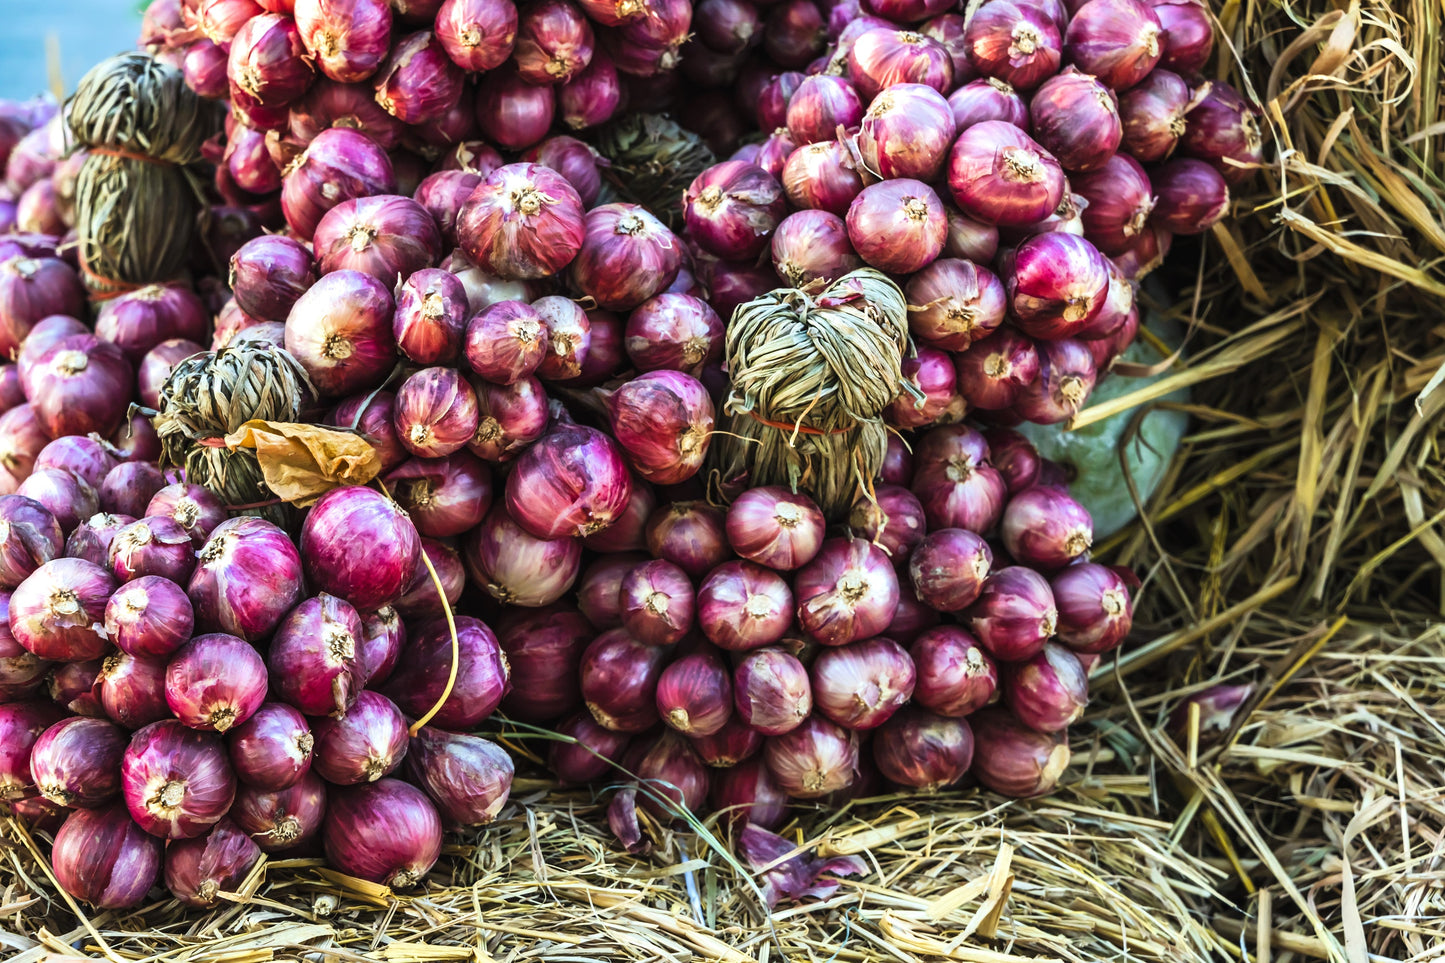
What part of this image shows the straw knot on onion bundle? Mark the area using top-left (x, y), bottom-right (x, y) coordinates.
top-left (714, 269), bottom-right (915, 518)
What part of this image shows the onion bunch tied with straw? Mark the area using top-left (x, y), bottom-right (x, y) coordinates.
top-left (591, 114), bottom-right (716, 229)
top-left (148, 340), bottom-right (316, 529)
top-left (66, 53), bottom-right (224, 296)
top-left (713, 268), bottom-right (916, 519)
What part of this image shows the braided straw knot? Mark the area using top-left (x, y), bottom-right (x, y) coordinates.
top-left (714, 269), bottom-right (918, 518)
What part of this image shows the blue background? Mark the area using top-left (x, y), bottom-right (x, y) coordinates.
top-left (0, 1), bottom-right (143, 100)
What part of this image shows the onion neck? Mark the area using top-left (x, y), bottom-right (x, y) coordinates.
top-left (421, 291), bottom-right (446, 320)
top-left (743, 595), bottom-right (773, 620)
top-left (55, 350), bottom-right (89, 377)
top-left (1058, 374), bottom-right (1088, 408)
top-left (773, 503), bottom-right (802, 528)
top-left (346, 225), bottom-right (377, 253)
top-left (1000, 146), bottom-right (1043, 184)
top-left (836, 571), bottom-right (868, 603)
top-left (151, 778), bottom-right (187, 812)
top-left (323, 333), bottom-right (356, 360)
top-left (49, 589), bottom-right (81, 618)
top-left (1040, 608), bottom-right (1058, 637)
top-left (1101, 588), bottom-right (1126, 616)
top-left (267, 815), bottom-right (301, 844)
top-left (1064, 528), bottom-right (1092, 556)
top-left (210, 704), bottom-right (238, 732)
top-left (1009, 24), bottom-right (1041, 57)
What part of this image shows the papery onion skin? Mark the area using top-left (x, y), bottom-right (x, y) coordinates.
top-left (294, 0), bottom-right (394, 83)
top-left (165, 634), bottom-right (269, 733)
top-left (228, 14), bottom-right (316, 108)
top-left (733, 646), bottom-right (813, 736)
top-left (382, 616), bottom-right (511, 729)
top-left (1148, 0), bottom-right (1213, 74)
top-left (269, 593), bottom-right (366, 718)
top-left (230, 770), bottom-right (328, 852)
top-left (910, 625), bottom-right (998, 717)
top-left (29, 335), bottom-right (134, 439)
top-left (784, 74), bottom-right (863, 146)
top-left (188, 517), bottom-right (305, 642)
top-left (874, 707), bottom-right (974, 790)
top-left (948, 78), bottom-right (1030, 132)
top-left (909, 528), bottom-right (993, 611)
top-left (624, 294), bottom-right (723, 376)
top-left (967, 565), bottom-right (1058, 662)
top-left (603, 370), bottom-right (715, 486)
top-left (905, 258), bottom-right (1006, 352)
top-left (373, 31), bottom-right (464, 125)
top-left (392, 366), bottom-right (480, 460)
top-left (810, 636), bottom-right (916, 731)
top-left (312, 194), bottom-right (443, 288)
top-left (227, 702), bottom-right (314, 791)
top-left (392, 269), bottom-right (467, 365)
top-left (513, 0), bottom-right (594, 84)
top-left (1014, 337), bottom-right (1098, 425)
top-left (285, 269), bottom-right (397, 398)
top-left (656, 649), bottom-right (733, 737)
top-left (282, 127), bottom-right (396, 241)
top-left (301, 485), bottom-right (421, 612)
top-left (311, 690), bottom-right (409, 784)
top-left (9, 558), bottom-right (117, 661)
top-left (559, 52), bottom-right (621, 129)
top-left (504, 425), bottom-right (632, 539)
top-left (1051, 561), bottom-right (1133, 653)
top-left (710, 755), bottom-right (788, 828)
top-left (1073, 152), bottom-right (1156, 256)
top-left (780, 139), bottom-right (866, 218)
top-left (548, 711), bottom-right (631, 784)
top-left (764, 715), bottom-right (858, 798)
top-left (1029, 68), bottom-right (1122, 172)
top-left (569, 203), bottom-right (683, 312)
top-left (647, 501), bottom-right (732, 580)
top-left (948, 121), bottom-right (1065, 227)
top-left (770, 209), bottom-right (862, 288)
top-left (108, 516), bottom-right (197, 584)
top-left (405, 727), bottom-right (514, 827)
top-left (323, 778), bottom-right (442, 888)
top-left (463, 502), bottom-right (581, 607)
top-left (98, 653), bottom-right (171, 730)
top-left (1001, 486), bottom-right (1094, 569)
top-left (457, 163), bottom-right (585, 281)
top-left (727, 487), bottom-right (826, 572)
top-left (683, 161), bottom-right (787, 262)
top-left (48, 659), bottom-right (105, 718)
top-left (847, 27), bottom-right (954, 100)
top-left (0, 494), bottom-right (64, 589)
top-left (437, 0), bottom-right (519, 72)
top-left (0, 700), bottom-right (66, 801)
top-left (120, 719), bottom-right (237, 839)
top-left (579, 628), bottom-right (670, 732)
top-left (163, 817), bottom-right (263, 908)
top-left (51, 804), bottom-right (163, 909)
top-left (1004, 641), bottom-right (1088, 732)
top-left (496, 605), bottom-right (590, 722)
top-left (1063, 0), bottom-right (1163, 91)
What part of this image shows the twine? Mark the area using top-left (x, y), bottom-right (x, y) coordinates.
top-left (712, 269), bottom-right (915, 519)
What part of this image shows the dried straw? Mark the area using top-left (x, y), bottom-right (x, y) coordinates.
top-left (713, 269), bottom-right (914, 519)
top-left (66, 53), bottom-right (222, 296)
top-left (590, 114), bottom-right (716, 228)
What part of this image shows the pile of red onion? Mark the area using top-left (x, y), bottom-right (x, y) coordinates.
top-left (0, 0), bottom-right (1259, 904)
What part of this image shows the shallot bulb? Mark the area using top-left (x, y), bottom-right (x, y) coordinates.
top-left (726, 487), bottom-right (826, 571)
top-left (569, 203), bottom-right (682, 312)
top-left (1029, 68), bottom-right (1121, 171)
top-left (120, 719), bottom-right (237, 839)
top-left (909, 528), bottom-right (992, 611)
top-left (764, 715), bottom-right (858, 798)
top-left (513, 0), bottom-right (594, 84)
top-left (1118, 68), bottom-right (1193, 162)
top-left (1149, 0), bottom-right (1213, 74)
top-left (909, 425), bottom-right (1008, 532)
top-left (164, 817), bottom-right (263, 907)
top-left (647, 501), bottom-right (731, 579)
top-left (810, 636), bottom-right (916, 730)
top-left (30, 716), bottom-right (127, 808)
top-left (230, 771), bottom-right (327, 852)
top-left (846, 178), bottom-right (947, 275)
top-left (457, 163), bottom-right (586, 280)
top-left (967, 566), bottom-right (1057, 661)
top-left (1074, 152), bottom-right (1156, 256)
top-left (227, 702), bottom-right (314, 790)
top-left (770, 210), bottom-right (862, 288)
top-left (1005, 232), bottom-right (1111, 339)
top-left (374, 31), bottom-right (464, 125)
top-left (785, 74), bottom-right (863, 146)
top-left (602, 370), bottom-right (715, 486)
top-left (905, 258), bottom-right (1006, 351)
top-left (1001, 486), bottom-right (1093, 569)
top-left (619, 559), bottom-right (695, 647)
top-left (1014, 337), bottom-right (1097, 425)
top-left (858, 83), bottom-right (956, 182)
top-left (323, 779), bottom-right (442, 888)
top-left (954, 327), bottom-right (1039, 410)
top-left (269, 593), bottom-right (366, 719)
top-left (311, 690), bottom-right (409, 784)
top-left (794, 537), bottom-right (900, 647)
top-left (405, 727), bottom-right (514, 827)
top-left (579, 628), bottom-right (670, 732)
top-left (656, 649), bottom-right (733, 737)
top-left (1063, 0), bottom-right (1163, 91)
top-left (874, 707), bottom-right (974, 790)
top-left (1004, 642), bottom-right (1088, 732)
top-left (910, 626), bottom-right (998, 717)
top-left (9, 558), bottom-right (116, 661)
top-left (300, 485), bottom-right (421, 612)
top-left (463, 503), bottom-right (581, 607)
top-left (733, 646), bottom-right (812, 735)
top-left (963, 0), bottom-right (1062, 90)
top-left (393, 366), bottom-right (480, 459)
top-left (393, 268), bottom-right (467, 364)
top-left (382, 616), bottom-right (510, 728)
top-left (969, 707), bottom-right (1069, 796)
top-left (436, 0), bottom-right (519, 72)
top-left (51, 804), bottom-right (162, 909)
top-left (188, 516), bottom-right (304, 642)
top-left (847, 27), bottom-right (954, 99)
top-left (165, 634), bottom-right (269, 733)
top-left (683, 161), bottom-right (787, 262)
top-left (948, 121), bottom-right (1065, 227)
top-left (1149, 157), bottom-right (1229, 234)
top-left (1051, 561), bottom-right (1133, 653)
top-left (293, 0), bottom-right (394, 83)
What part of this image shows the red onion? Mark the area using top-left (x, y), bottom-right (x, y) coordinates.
top-left (768, 209), bottom-right (859, 288)
top-left (51, 804), bottom-right (163, 909)
top-left (1073, 152), bottom-right (1155, 255)
top-left (385, 453), bottom-right (491, 538)
top-left (282, 127), bottom-right (396, 240)
top-left (1051, 561), bottom-right (1132, 652)
top-left (475, 67), bottom-right (556, 150)
top-left (164, 817), bottom-right (263, 907)
top-left (637, 505), bottom-right (721, 581)
top-left (468, 374), bottom-right (550, 462)
top-left (846, 178), bottom-right (947, 275)
top-left (456, 164), bottom-right (584, 281)
top-left (784, 74), bottom-right (862, 145)
top-left (967, 565), bottom-right (1057, 661)
top-left (1064, 0), bottom-right (1162, 90)
top-left (388, 269), bottom-right (465, 365)
top-left (695, 560), bottom-right (792, 652)
top-left (14, 470), bottom-right (96, 536)
top-left (228, 14), bottom-right (315, 109)
top-left (329, 391), bottom-right (407, 472)
top-left (696, 0), bottom-right (761, 53)
top-left (575, 554), bottom-right (639, 629)
top-left (948, 121), bottom-right (1065, 227)
top-left (0, 405), bottom-right (48, 496)
top-left (46, 659), bottom-right (104, 718)
top-left (920, 11), bottom-right (973, 76)
top-left (634, 730), bottom-right (710, 817)
top-left (618, 558), bottom-right (695, 646)
top-left (623, 294), bottom-right (722, 375)
top-left (11, 794), bottom-right (68, 832)
top-left (522, 136), bottom-right (607, 207)
top-left (0, 366), bottom-right (23, 411)
top-left (324, 779), bottom-right (442, 887)
top-left (764, 715), bottom-right (857, 797)
top-left (287, 77), bottom-right (405, 149)
top-left (201, 0), bottom-right (264, 46)
top-left (493, 605), bottom-right (589, 721)
top-left (163, 634), bottom-right (266, 735)
top-left (226, 123), bottom-right (283, 195)
top-left (98, 652), bottom-right (171, 730)
top-left (580, 627), bottom-right (669, 731)
top-left (812, 635), bottom-right (915, 731)
top-left (1168, 682), bottom-right (1253, 742)
top-left (285, 270), bottom-right (396, 397)
top-left (733, 646), bottom-right (812, 735)
top-left (848, 485), bottom-right (926, 566)
top-left (1001, 486), bottom-right (1093, 569)
top-left (312, 194), bottom-right (442, 287)
top-left (754, 128), bottom-right (798, 181)
top-left (231, 770), bottom-right (327, 851)
top-left (357, 604), bottom-right (406, 682)
top-left (548, 710), bottom-right (631, 783)
top-left (527, 296), bottom-right (589, 381)
top-left (905, 258), bottom-right (1006, 351)
top-left (683, 162), bottom-right (786, 262)
top-left (101, 577), bottom-right (192, 661)
top-left (763, 0), bottom-right (826, 67)
top-left (10, 558), bottom-right (116, 661)
top-left (503, 425), bottom-right (631, 538)
top-left (1014, 337), bottom-right (1097, 424)
top-left (691, 715), bottom-right (765, 767)
top-left (1029, 68), bottom-right (1122, 172)
top-left (582, 478), bottom-right (654, 553)
top-left (656, 649), bottom-right (733, 736)
top-left (437, 0), bottom-right (519, 72)
top-left (228, 702), bottom-right (313, 790)
top-left (14, 313), bottom-right (87, 398)
top-left (13, 182), bottom-right (60, 237)
top-left (559, 52), bottom-right (621, 129)
top-left (1110, 220), bottom-right (1171, 281)
top-left (756, 71), bottom-right (803, 132)
top-left (414, 172), bottom-right (483, 252)
top-left (857, 84), bottom-right (955, 184)
top-left (294, 0), bottom-right (393, 83)
top-left (873, 707), bottom-right (973, 790)
top-left (391, 367), bottom-right (479, 461)
top-left (513, 0), bottom-right (594, 84)
top-left (464, 502), bottom-right (581, 605)
top-left (28, 335), bottom-right (133, 439)
top-left (910, 626), bottom-right (997, 716)
top-left (710, 755), bottom-right (787, 827)
top-left (1150, 157), bottom-right (1229, 233)
top-left (1148, 0), bottom-right (1212, 74)
top-left (268, 593), bottom-right (365, 718)
top-left (969, 707), bottom-right (1069, 796)
top-left (605, 0), bottom-right (692, 75)
top-left (795, 537), bottom-right (899, 647)
top-left (963, 0), bottom-right (1061, 90)
top-left (108, 516), bottom-right (197, 584)
top-left (0, 495), bottom-right (63, 588)
top-left (1005, 233), bottom-right (1110, 338)
top-left (302, 486), bottom-right (421, 612)
top-left (373, 31), bottom-right (464, 125)
top-left (189, 516), bottom-right (305, 641)
top-left (570, 204), bottom-right (682, 312)
top-left (954, 327), bottom-right (1039, 410)
top-left (848, 28), bottom-right (954, 99)
top-left (136, 339), bottom-right (204, 410)
top-left (310, 690), bottom-right (408, 784)
top-left (909, 425), bottom-right (1007, 532)
top-left (0, 700), bottom-right (65, 800)
top-left (406, 727), bottom-right (513, 826)
top-left (602, 370), bottom-right (715, 486)
top-left (122, 719), bottom-right (236, 838)
top-left (0, 599), bottom-right (50, 702)
top-left (1004, 642), bottom-right (1087, 731)
top-left (878, 434), bottom-right (913, 488)
top-left (726, 488), bottom-right (824, 571)
top-left (780, 139), bottom-right (866, 217)
top-left (1118, 68), bottom-right (1192, 161)
top-left (887, 349), bottom-right (958, 428)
